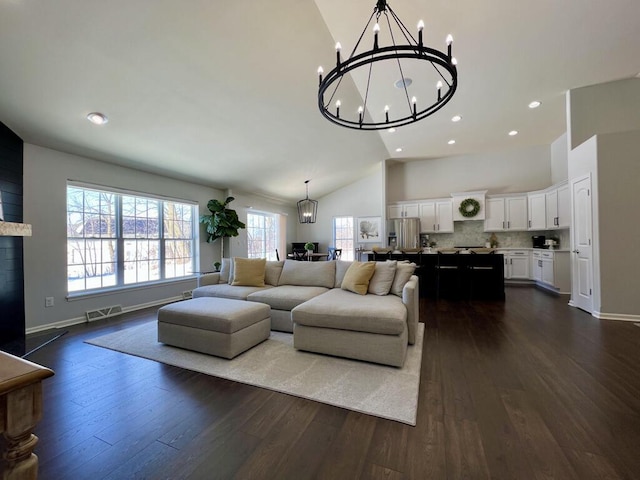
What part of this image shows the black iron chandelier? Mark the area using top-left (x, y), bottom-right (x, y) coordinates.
top-left (317, 0), bottom-right (458, 130)
top-left (297, 180), bottom-right (318, 224)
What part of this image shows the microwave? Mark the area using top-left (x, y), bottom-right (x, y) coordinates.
top-left (532, 235), bottom-right (546, 248)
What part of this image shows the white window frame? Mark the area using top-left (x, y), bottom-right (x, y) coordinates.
top-left (66, 182), bottom-right (197, 295)
top-left (333, 216), bottom-right (355, 261)
top-left (246, 210), bottom-right (281, 261)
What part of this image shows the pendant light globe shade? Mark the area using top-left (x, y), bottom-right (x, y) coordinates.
top-left (297, 180), bottom-right (318, 224)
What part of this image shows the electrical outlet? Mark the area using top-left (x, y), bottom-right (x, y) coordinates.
top-left (45, 296), bottom-right (54, 307)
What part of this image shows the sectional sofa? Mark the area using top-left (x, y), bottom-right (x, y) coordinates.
top-left (192, 258), bottom-right (419, 367)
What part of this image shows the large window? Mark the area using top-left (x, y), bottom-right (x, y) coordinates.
top-left (333, 216), bottom-right (354, 261)
top-left (67, 184), bottom-right (196, 293)
top-left (246, 211), bottom-right (280, 261)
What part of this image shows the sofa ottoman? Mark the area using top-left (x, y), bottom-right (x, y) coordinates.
top-left (157, 297), bottom-right (271, 359)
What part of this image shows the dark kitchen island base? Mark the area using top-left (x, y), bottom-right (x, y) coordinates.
top-left (368, 252), bottom-right (505, 300)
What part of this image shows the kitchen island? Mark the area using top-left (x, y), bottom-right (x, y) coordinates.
top-left (367, 251), bottom-right (505, 300)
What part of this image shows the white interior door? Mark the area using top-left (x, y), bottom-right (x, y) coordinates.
top-left (571, 175), bottom-right (593, 313)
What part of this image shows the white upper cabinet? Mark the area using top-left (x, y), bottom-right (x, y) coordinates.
top-left (484, 198), bottom-right (505, 231)
top-left (388, 204), bottom-right (403, 219)
top-left (435, 200), bottom-right (454, 233)
top-left (484, 195), bottom-right (527, 231)
top-left (388, 203), bottom-right (419, 218)
top-left (545, 181), bottom-right (570, 229)
top-left (528, 192), bottom-right (546, 230)
top-left (506, 196), bottom-right (528, 230)
top-left (556, 182), bottom-right (570, 229)
top-left (545, 189), bottom-right (559, 228)
top-left (419, 200), bottom-right (453, 233)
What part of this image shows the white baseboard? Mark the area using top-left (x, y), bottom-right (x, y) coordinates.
top-left (592, 311), bottom-right (640, 322)
top-left (25, 296), bottom-right (182, 335)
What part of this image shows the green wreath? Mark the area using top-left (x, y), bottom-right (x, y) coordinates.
top-left (459, 198), bottom-right (480, 218)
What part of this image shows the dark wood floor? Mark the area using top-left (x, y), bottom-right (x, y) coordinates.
top-left (25, 287), bottom-right (640, 479)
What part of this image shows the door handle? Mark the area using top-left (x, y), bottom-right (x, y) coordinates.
top-left (573, 250), bottom-right (580, 254)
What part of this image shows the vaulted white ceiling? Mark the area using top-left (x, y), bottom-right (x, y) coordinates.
top-left (1, 0), bottom-right (639, 202)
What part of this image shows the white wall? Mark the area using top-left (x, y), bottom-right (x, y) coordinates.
top-left (596, 131), bottom-right (640, 316)
top-left (386, 144), bottom-right (552, 202)
top-left (23, 144), bottom-right (236, 331)
top-left (567, 78), bottom-right (640, 150)
top-left (223, 190), bottom-right (297, 259)
top-left (296, 164), bottom-right (384, 252)
top-left (550, 133), bottom-right (569, 184)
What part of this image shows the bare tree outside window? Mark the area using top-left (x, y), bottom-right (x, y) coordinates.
top-left (247, 211), bottom-right (279, 260)
top-left (67, 184), bottom-right (195, 293)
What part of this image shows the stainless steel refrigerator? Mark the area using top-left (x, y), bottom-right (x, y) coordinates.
top-left (391, 217), bottom-right (421, 250)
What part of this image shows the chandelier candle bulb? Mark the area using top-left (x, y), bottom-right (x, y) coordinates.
top-left (418, 20), bottom-right (424, 46)
top-left (336, 99), bottom-right (341, 118)
top-left (437, 80), bottom-right (443, 101)
top-left (335, 42), bottom-right (341, 66)
top-left (384, 104), bottom-right (390, 123)
top-left (447, 34), bottom-right (453, 57)
top-left (373, 23), bottom-right (380, 49)
top-left (411, 96), bottom-right (417, 118)
top-left (452, 57), bottom-right (458, 66)
top-left (358, 106), bottom-right (364, 124)
top-left (317, 66), bottom-right (323, 85)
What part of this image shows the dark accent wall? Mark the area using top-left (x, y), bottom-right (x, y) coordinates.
top-left (0, 121), bottom-right (25, 341)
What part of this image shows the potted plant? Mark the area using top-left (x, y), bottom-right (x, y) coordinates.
top-left (199, 196), bottom-right (246, 264)
top-left (303, 242), bottom-right (315, 261)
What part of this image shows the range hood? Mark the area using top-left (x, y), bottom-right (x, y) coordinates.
top-left (451, 190), bottom-right (487, 221)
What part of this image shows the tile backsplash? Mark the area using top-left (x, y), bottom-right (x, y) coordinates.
top-left (421, 220), bottom-right (570, 249)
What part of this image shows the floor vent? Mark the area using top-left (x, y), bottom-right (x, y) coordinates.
top-left (182, 290), bottom-right (193, 300)
top-left (85, 305), bottom-right (123, 322)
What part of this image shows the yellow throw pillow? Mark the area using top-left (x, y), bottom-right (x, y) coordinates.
top-left (341, 261), bottom-right (376, 295)
top-left (231, 257), bottom-right (266, 287)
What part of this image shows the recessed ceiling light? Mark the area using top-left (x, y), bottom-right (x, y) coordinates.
top-left (448, 139), bottom-right (456, 145)
top-left (528, 101), bottom-right (541, 109)
top-left (451, 115), bottom-right (462, 122)
top-left (508, 130), bottom-right (518, 136)
top-left (388, 128), bottom-right (396, 133)
top-left (87, 112), bottom-right (108, 125)
top-left (395, 148), bottom-right (403, 152)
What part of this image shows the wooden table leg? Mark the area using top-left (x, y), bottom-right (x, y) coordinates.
top-left (1, 351), bottom-right (53, 480)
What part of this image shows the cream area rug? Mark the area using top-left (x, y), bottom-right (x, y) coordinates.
top-left (86, 322), bottom-right (424, 425)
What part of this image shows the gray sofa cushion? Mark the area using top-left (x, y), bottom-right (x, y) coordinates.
top-left (278, 259), bottom-right (336, 288)
top-left (219, 258), bottom-right (234, 284)
top-left (391, 262), bottom-right (416, 297)
top-left (158, 297), bottom-right (270, 334)
top-left (193, 283), bottom-right (273, 301)
top-left (292, 288), bottom-right (407, 336)
top-left (334, 260), bottom-right (352, 288)
top-left (265, 260), bottom-right (284, 286)
top-left (247, 285), bottom-right (329, 311)
top-left (368, 260), bottom-right (397, 295)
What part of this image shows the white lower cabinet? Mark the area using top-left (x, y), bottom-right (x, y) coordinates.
top-left (531, 250), bottom-right (571, 293)
top-left (499, 250), bottom-right (530, 280)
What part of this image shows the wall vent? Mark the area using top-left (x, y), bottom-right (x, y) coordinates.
top-left (85, 305), bottom-right (123, 322)
top-left (182, 290), bottom-right (193, 300)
